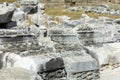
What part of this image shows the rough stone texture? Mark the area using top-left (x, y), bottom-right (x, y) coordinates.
top-left (0, 68), bottom-right (43, 80)
top-left (1, 53), bottom-right (65, 74)
top-left (1, 1), bottom-right (120, 80)
top-left (75, 24), bottom-right (115, 45)
top-left (11, 54), bottom-right (66, 80)
top-left (86, 45), bottom-right (112, 67)
top-left (43, 57), bottom-right (65, 72)
top-left (85, 43), bottom-right (120, 70)
top-left (51, 42), bottom-right (100, 80)
top-left (0, 3), bottom-right (15, 24)
top-left (40, 69), bottom-right (66, 80)
top-left (63, 55), bottom-right (99, 74)
top-left (50, 27), bottom-right (78, 43)
top-left (72, 70), bottom-right (100, 80)
top-left (51, 34), bottom-right (78, 43)
top-left (12, 9), bottom-right (25, 21)
top-left (20, 0), bottom-right (39, 13)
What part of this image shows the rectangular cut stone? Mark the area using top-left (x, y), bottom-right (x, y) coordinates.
top-left (51, 34), bottom-right (78, 43)
top-left (63, 55), bottom-right (99, 73)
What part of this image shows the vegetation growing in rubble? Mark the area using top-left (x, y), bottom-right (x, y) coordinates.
top-left (0, 0), bottom-right (14, 3)
top-left (45, 6), bottom-right (120, 19)
top-left (0, 0), bottom-right (119, 20)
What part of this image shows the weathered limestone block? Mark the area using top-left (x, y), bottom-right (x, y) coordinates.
top-left (51, 34), bottom-right (78, 43)
top-left (31, 13), bottom-right (46, 26)
top-left (63, 55), bottom-right (99, 74)
top-left (50, 27), bottom-right (78, 43)
top-left (107, 43), bottom-right (120, 68)
top-left (75, 24), bottom-right (115, 45)
top-left (0, 68), bottom-right (43, 80)
top-left (0, 53), bottom-right (65, 74)
top-left (12, 8), bottom-right (25, 21)
top-left (86, 43), bottom-right (120, 70)
top-left (86, 46), bottom-right (112, 67)
top-left (0, 51), bottom-right (66, 80)
top-left (12, 54), bottom-right (65, 80)
top-left (62, 52), bottom-right (100, 80)
top-left (20, 0), bottom-right (39, 13)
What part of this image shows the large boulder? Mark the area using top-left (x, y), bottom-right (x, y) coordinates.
top-left (0, 52), bottom-right (64, 73)
top-left (0, 52), bottom-right (65, 80)
top-left (13, 55), bottom-right (65, 80)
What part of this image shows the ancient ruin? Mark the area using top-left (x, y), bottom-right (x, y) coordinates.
top-left (0, 0), bottom-right (119, 80)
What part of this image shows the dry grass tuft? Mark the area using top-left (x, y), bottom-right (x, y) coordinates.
top-left (45, 6), bottom-right (120, 20)
top-left (45, 7), bottom-right (83, 19)
top-left (0, 0), bottom-right (15, 3)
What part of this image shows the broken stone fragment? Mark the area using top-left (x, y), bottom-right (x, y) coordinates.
top-left (12, 8), bottom-right (25, 21)
top-left (20, 0), bottom-right (38, 13)
top-left (43, 57), bottom-right (65, 72)
top-left (38, 3), bottom-right (45, 11)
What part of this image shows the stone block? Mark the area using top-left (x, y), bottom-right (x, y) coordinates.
top-left (0, 68), bottom-right (43, 80)
top-left (43, 57), bottom-right (65, 72)
top-left (63, 54), bottom-right (99, 73)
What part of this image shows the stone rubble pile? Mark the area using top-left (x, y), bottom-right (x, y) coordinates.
top-left (68, 5), bottom-right (120, 16)
top-left (0, 1), bottom-right (120, 80)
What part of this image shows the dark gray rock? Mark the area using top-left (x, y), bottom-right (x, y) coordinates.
top-left (0, 3), bottom-right (15, 24)
top-left (43, 57), bottom-right (65, 72)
